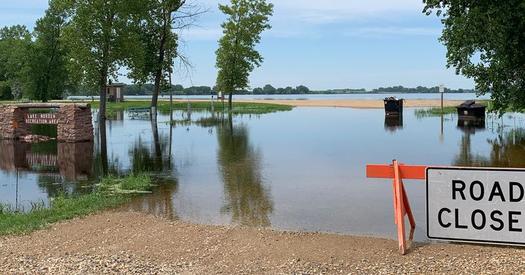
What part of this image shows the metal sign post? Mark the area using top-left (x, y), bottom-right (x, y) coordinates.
top-left (439, 85), bottom-right (445, 114)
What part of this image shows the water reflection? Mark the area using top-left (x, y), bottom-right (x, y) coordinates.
top-left (384, 115), bottom-right (403, 132)
top-left (217, 115), bottom-right (273, 227)
top-left (0, 140), bottom-right (93, 181)
top-left (127, 177), bottom-right (179, 219)
top-left (121, 113), bottom-right (179, 217)
top-left (486, 128), bottom-right (525, 167)
top-left (454, 117), bottom-right (525, 168)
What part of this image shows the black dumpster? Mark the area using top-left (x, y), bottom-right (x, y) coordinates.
top-left (457, 100), bottom-right (486, 119)
top-left (384, 97), bottom-right (403, 116)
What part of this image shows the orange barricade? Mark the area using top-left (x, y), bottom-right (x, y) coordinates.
top-left (366, 160), bottom-right (427, 255)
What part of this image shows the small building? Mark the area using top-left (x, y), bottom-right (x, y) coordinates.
top-left (457, 100), bottom-right (486, 120)
top-left (384, 97), bottom-right (404, 116)
top-left (106, 83), bottom-right (125, 102)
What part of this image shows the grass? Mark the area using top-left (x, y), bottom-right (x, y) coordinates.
top-left (87, 100), bottom-right (293, 116)
top-left (0, 174), bottom-right (152, 236)
top-left (414, 106), bottom-right (457, 118)
top-left (413, 100), bottom-right (516, 118)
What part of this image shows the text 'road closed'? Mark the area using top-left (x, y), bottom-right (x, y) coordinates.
top-left (427, 167), bottom-right (525, 246)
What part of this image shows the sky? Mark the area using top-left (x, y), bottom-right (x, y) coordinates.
top-left (0, 0), bottom-right (474, 90)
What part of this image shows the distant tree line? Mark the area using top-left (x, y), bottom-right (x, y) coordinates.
top-left (121, 84), bottom-right (475, 95)
top-left (370, 86), bottom-right (476, 94)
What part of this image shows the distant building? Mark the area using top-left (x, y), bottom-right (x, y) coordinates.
top-left (106, 83), bottom-right (125, 102)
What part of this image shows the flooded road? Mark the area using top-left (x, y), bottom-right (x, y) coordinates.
top-left (1, 107), bottom-right (525, 241)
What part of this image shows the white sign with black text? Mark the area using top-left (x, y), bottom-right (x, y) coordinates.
top-left (427, 167), bottom-right (525, 246)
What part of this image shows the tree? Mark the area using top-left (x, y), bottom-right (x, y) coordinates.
top-left (27, 3), bottom-right (73, 101)
top-left (296, 85), bottom-right (309, 94)
top-left (130, 0), bottom-right (180, 115)
top-left (424, 1), bottom-right (525, 113)
top-left (262, 84), bottom-right (276, 94)
top-left (215, 0), bottom-right (273, 109)
top-left (173, 84), bottom-right (184, 91)
top-left (62, 0), bottom-right (145, 121)
top-left (0, 25), bottom-right (32, 100)
top-left (130, 0), bottom-right (202, 117)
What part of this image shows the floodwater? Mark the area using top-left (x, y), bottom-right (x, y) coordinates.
top-left (1, 107), bottom-right (525, 241)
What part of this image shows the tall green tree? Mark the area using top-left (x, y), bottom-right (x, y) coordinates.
top-left (62, 0), bottom-right (145, 120)
top-left (0, 25), bottom-right (32, 100)
top-left (424, 1), bottom-right (525, 113)
top-left (215, 0), bottom-right (273, 109)
top-left (27, 3), bottom-right (73, 101)
top-left (130, 0), bottom-right (181, 114)
top-left (131, 0), bottom-right (202, 116)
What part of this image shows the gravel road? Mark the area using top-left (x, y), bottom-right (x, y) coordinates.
top-left (1, 211), bottom-right (525, 274)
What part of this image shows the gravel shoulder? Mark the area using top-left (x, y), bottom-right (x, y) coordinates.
top-left (1, 211), bottom-right (524, 274)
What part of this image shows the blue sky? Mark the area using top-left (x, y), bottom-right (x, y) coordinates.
top-left (0, 0), bottom-right (474, 90)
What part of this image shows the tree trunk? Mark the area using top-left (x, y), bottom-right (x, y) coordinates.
top-left (152, 9), bottom-right (170, 117)
top-left (151, 69), bottom-right (162, 118)
top-left (99, 117), bottom-right (108, 176)
top-left (228, 92), bottom-right (233, 110)
top-left (99, 72), bottom-right (107, 122)
top-left (98, 70), bottom-right (108, 175)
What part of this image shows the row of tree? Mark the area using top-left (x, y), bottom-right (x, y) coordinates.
top-left (121, 83), bottom-right (476, 95)
top-left (371, 86), bottom-right (476, 94)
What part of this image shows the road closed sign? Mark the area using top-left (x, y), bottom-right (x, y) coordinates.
top-left (427, 167), bottom-right (525, 246)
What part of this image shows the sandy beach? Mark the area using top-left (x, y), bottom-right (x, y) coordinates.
top-left (1, 211), bottom-right (524, 274)
top-left (236, 99), bottom-right (466, 108)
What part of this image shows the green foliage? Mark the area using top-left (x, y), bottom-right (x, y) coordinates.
top-left (100, 174), bottom-right (153, 194)
top-left (414, 106), bottom-right (457, 118)
top-left (61, 0), bottom-right (147, 117)
top-left (372, 86), bottom-right (475, 94)
top-left (26, 3), bottom-right (74, 101)
top-left (0, 81), bottom-right (13, 100)
top-left (215, 0), bottom-right (273, 106)
top-left (89, 100), bottom-right (293, 116)
top-left (128, 0), bottom-right (182, 109)
top-left (0, 25), bottom-right (32, 100)
top-left (424, 0), bottom-right (525, 113)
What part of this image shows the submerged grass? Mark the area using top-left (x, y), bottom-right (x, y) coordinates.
top-left (87, 100), bottom-right (293, 116)
top-left (0, 174), bottom-right (152, 236)
top-left (413, 100), bottom-right (506, 118)
top-left (414, 106), bottom-right (457, 118)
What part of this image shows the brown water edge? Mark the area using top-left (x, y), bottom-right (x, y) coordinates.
top-left (1, 211), bottom-right (524, 274)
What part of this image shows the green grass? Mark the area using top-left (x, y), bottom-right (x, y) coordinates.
top-left (99, 174), bottom-right (153, 194)
top-left (87, 100), bottom-right (293, 116)
top-left (414, 106), bottom-right (457, 118)
top-left (0, 174), bottom-right (152, 236)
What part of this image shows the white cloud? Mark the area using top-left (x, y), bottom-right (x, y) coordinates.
top-left (198, 0), bottom-right (425, 23)
top-left (189, 0), bottom-right (431, 40)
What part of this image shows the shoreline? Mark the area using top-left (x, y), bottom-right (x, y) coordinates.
top-left (1, 211), bottom-right (524, 274)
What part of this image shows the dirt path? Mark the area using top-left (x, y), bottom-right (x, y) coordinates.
top-left (235, 99), bottom-right (465, 108)
top-left (1, 211), bottom-right (524, 274)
